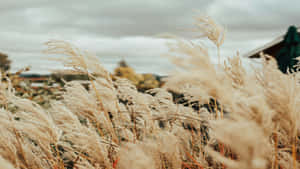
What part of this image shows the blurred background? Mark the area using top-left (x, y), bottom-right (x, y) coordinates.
top-left (0, 0), bottom-right (299, 75)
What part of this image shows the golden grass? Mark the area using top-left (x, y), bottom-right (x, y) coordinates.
top-left (0, 15), bottom-right (299, 169)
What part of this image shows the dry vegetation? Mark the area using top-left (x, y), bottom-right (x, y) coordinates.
top-left (0, 16), bottom-right (300, 169)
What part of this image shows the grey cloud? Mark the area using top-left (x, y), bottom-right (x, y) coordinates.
top-left (0, 0), bottom-right (298, 74)
top-left (1, 0), bottom-right (211, 36)
top-left (208, 0), bottom-right (300, 31)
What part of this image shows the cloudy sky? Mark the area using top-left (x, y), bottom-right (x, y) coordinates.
top-left (0, 0), bottom-right (299, 74)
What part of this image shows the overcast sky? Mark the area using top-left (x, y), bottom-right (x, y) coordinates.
top-left (0, 0), bottom-right (299, 74)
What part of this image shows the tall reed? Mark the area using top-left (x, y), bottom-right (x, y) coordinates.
top-left (0, 15), bottom-right (299, 169)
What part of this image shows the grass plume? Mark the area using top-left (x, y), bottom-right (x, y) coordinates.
top-left (0, 15), bottom-right (299, 169)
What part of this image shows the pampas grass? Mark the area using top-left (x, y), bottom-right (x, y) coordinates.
top-left (193, 15), bottom-right (225, 65)
top-left (0, 15), bottom-right (299, 169)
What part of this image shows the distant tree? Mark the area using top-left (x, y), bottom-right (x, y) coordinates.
top-left (119, 60), bottom-right (128, 67)
top-left (0, 52), bottom-right (11, 72)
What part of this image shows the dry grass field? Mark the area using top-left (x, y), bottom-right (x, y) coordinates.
top-left (0, 16), bottom-right (299, 169)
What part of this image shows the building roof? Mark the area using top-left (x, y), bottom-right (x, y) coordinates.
top-left (244, 27), bottom-right (300, 58)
